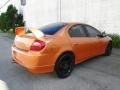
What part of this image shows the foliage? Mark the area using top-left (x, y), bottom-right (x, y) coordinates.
top-left (0, 4), bottom-right (24, 33)
top-left (108, 34), bottom-right (120, 48)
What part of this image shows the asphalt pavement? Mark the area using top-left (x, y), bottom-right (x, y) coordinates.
top-left (0, 33), bottom-right (120, 90)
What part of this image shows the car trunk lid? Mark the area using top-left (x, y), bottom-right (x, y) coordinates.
top-left (14, 34), bottom-right (36, 51)
top-left (14, 28), bottom-right (53, 51)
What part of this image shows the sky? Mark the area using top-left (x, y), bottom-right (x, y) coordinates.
top-left (0, 0), bottom-right (20, 14)
top-left (0, 0), bottom-right (8, 6)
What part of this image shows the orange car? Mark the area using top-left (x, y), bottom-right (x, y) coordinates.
top-left (12, 22), bottom-right (112, 78)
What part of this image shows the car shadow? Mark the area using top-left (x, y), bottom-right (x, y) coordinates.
top-left (0, 55), bottom-right (111, 90)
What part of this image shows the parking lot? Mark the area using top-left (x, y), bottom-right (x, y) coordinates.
top-left (0, 33), bottom-right (120, 90)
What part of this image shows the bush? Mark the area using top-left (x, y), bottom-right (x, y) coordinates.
top-left (0, 4), bottom-right (24, 33)
top-left (108, 34), bottom-right (120, 48)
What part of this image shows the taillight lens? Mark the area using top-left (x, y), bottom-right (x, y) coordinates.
top-left (30, 40), bottom-right (45, 51)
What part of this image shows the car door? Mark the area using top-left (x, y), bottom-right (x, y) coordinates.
top-left (68, 24), bottom-right (95, 64)
top-left (83, 25), bottom-right (105, 56)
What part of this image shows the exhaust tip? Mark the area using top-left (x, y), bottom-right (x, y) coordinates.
top-left (11, 59), bottom-right (16, 63)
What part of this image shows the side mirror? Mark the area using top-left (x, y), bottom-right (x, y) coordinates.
top-left (97, 31), bottom-right (106, 37)
top-left (101, 31), bottom-right (106, 37)
top-left (15, 27), bottom-right (25, 35)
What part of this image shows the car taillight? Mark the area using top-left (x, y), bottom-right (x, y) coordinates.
top-left (30, 40), bottom-right (45, 51)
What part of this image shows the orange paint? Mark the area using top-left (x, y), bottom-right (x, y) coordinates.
top-left (12, 23), bottom-right (112, 73)
top-left (15, 27), bottom-right (25, 35)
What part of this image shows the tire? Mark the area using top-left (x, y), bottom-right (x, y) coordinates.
top-left (104, 42), bottom-right (112, 56)
top-left (55, 53), bottom-right (74, 78)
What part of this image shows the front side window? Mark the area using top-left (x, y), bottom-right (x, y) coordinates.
top-left (68, 25), bottom-right (87, 37)
top-left (84, 25), bottom-right (101, 37)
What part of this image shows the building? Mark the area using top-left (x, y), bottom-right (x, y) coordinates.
top-left (21, 0), bottom-right (120, 34)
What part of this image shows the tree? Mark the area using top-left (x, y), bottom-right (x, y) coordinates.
top-left (15, 13), bottom-right (24, 27)
top-left (0, 4), bottom-right (24, 33)
top-left (0, 13), bottom-right (7, 32)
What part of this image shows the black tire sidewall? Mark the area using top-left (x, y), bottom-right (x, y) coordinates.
top-left (55, 53), bottom-right (74, 78)
top-left (105, 42), bottom-right (112, 56)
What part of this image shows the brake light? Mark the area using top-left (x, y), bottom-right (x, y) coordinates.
top-left (30, 40), bottom-right (45, 51)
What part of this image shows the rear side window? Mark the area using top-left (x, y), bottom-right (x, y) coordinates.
top-left (84, 25), bottom-right (101, 37)
top-left (39, 23), bottom-right (67, 35)
top-left (68, 25), bottom-right (87, 37)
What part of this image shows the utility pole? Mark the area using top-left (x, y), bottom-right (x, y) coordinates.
top-left (20, 0), bottom-right (26, 27)
top-left (58, 0), bottom-right (61, 22)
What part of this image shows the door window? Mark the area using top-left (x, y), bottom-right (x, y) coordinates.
top-left (68, 25), bottom-right (87, 37)
top-left (84, 25), bottom-right (101, 37)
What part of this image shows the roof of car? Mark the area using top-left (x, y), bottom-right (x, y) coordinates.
top-left (56, 22), bottom-right (89, 26)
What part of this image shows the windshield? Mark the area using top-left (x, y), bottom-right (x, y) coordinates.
top-left (39, 23), bottom-right (67, 35)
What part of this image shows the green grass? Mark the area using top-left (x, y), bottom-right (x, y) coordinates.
top-left (0, 29), bottom-right (3, 33)
top-left (108, 33), bottom-right (120, 48)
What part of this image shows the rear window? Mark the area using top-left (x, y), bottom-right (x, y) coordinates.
top-left (39, 23), bottom-right (67, 35)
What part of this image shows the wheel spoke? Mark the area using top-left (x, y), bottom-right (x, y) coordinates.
top-left (58, 58), bottom-right (72, 75)
top-left (55, 54), bottom-right (74, 78)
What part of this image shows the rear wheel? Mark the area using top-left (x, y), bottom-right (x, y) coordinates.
top-left (55, 53), bottom-right (74, 78)
top-left (105, 42), bottom-right (112, 56)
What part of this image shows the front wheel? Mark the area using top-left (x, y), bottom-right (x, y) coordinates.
top-left (104, 42), bottom-right (112, 56)
top-left (55, 53), bottom-right (74, 78)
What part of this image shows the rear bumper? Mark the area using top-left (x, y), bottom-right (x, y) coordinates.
top-left (11, 47), bottom-right (54, 73)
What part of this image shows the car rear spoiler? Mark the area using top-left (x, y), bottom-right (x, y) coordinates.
top-left (28, 27), bottom-right (44, 39)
